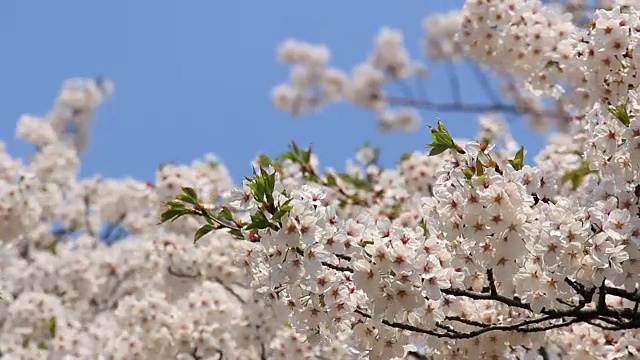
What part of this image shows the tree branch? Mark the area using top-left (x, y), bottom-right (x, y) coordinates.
top-left (385, 95), bottom-right (559, 117)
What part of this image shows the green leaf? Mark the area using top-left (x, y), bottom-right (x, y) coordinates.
top-left (228, 229), bottom-right (245, 239)
top-left (247, 172), bottom-right (266, 202)
top-left (509, 146), bottom-right (525, 170)
top-left (544, 60), bottom-right (559, 69)
top-left (279, 152), bottom-right (298, 162)
top-left (257, 153), bottom-right (271, 166)
top-left (218, 208), bottom-right (234, 222)
top-left (420, 220), bottom-right (429, 236)
top-left (475, 158), bottom-right (485, 176)
top-left (159, 208), bottom-right (188, 224)
top-left (194, 224), bottom-right (215, 243)
top-left (560, 160), bottom-right (597, 190)
top-left (48, 316), bottom-right (57, 338)
top-left (176, 193), bottom-right (198, 205)
top-left (428, 144), bottom-right (449, 156)
top-left (290, 141), bottom-right (301, 157)
top-left (246, 211), bottom-right (273, 231)
top-left (302, 148), bottom-right (312, 164)
top-left (326, 173), bottom-right (337, 186)
top-left (437, 119), bottom-right (453, 137)
top-left (272, 199), bottom-right (294, 222)
top-left (264, 170), bottom-right (276, 198)
top-left (37, 341), bottom-right (48, 350)
top-left (426, 119), bottom-right (456, 155)
top-left (400, 152), bottom-right (411, 161)
top-left (23, 335), bottom-right (31, 348)
top-left (165, 200), bottom-right (187, 209)
top-left (607, 103), bottom-right (631, 127)
top-left (181, 187), bottom-right (199, 203)
top-left (433, 132), bottom-right (454, 147)
top-left (338, 174), bottom-right (369, 189)
top-left (462, 168), bottom-right (474, 181)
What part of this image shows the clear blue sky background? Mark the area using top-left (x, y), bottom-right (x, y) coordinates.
top-left (0, 0), bottom-right (545, 184)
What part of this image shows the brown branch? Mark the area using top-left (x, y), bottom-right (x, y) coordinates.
top-left (487, 269), bottom-right (497, 296)
top-left (597, 280), bottom-right (607, 312)
top-left (442, 287), bottom-right (530, 311)
top-left (193, 205), bottom-right (244, 234)
top-left (215, 278), bottom-right (246, 304)
top-left (183, 192), bottom-right (640, 340)
top-left (385, 95), bottom-right (559, 117)
top-left (538, 347), bottom-right (551, 360)
top-left (283, 245), bottom-right (640, 336)
top-left (445, 315), bottom-right (492, 328)
top-left (166, 266), bottom-right (246, 304)
top-left (294, 247), bottom-right (353, 273)
top-left (445, 62), bottom-right (462, 104)
top-left (604, 286), bottom-right (640, 303)
top-left (83, 194), bottom-right (95, 237)
top-left (407, 351), bottom-right (430, 360)
top-left (260, 343), bottom-right (267, 360)
top-left (469, 61), bottom-right (502, 105)
top-left (354, 307), bottom-right (582, 339)
top-left (167, 266), bottom-right (201, 279)
top-left (354, 308), bottom-right (445, 337)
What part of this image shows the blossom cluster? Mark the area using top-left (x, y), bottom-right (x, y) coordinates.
top-left (209, 100), bottom-right (639, 358)
top-left (0, 79), bottom-right (351, 359)
top-left (272, 0), bottom-right (640, 133)
top-left (272, 29), bottom-right (424, 132)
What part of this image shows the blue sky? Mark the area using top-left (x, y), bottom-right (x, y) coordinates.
top-left (0, 0), bottom-right (545, 184)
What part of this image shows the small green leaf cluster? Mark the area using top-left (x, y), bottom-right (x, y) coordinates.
top-left (508, 146), bottom-right (525, 171)
top-left (278, 141), bottom-right (371, 205)
top-left (245, 167), bottom-right (277, 213)
top-left (426, 120), bottom-right (527, 184)
top-left (242, 167), bottom-right (294, 234)
top-left (561, 160), bottom-right (598, 190)
top-left (426, 119), bottom-right (466, 156)
top-left (160, 186), bottom-right (200, 224)
top-left (21, 316), bottom-right (56, 350)
top-left (327, 173), bottom-right (369, 191)
top-left (607, 102), bottom-right (632, 127)
top-left (160, 169), bottom-right (297, 243)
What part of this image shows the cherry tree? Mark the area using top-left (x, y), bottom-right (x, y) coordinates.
top-left (1, 0), bottom-right (639, 359)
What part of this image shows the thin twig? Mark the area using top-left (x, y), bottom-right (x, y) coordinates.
top-left (487, 269), bottom-right (498, 296)
top-left (446, 62), bottom-right (462, 104)
top-left (385, 95), bottom-right (558, 117)
top-left (469, 61), bottom-right (503, 105)
top-left (215, 278), bottom-right (246, 304)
